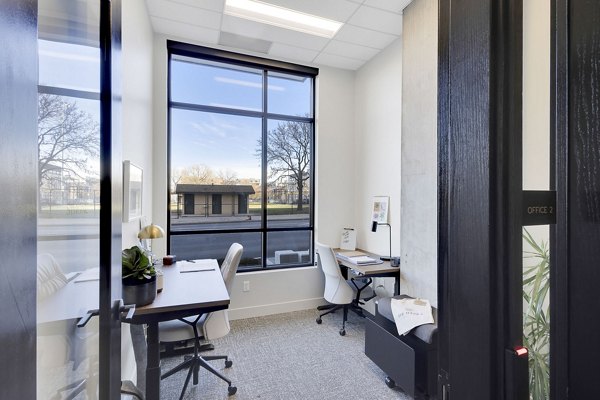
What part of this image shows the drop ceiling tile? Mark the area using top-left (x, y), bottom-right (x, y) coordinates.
top-left (347, 6), bottom-right (403, 35)
top-left (363, 0), bottom-right (412, 14)
top-left (261, 0), bottom-right (361, 22)
top-left (322, 40), bottom-right (379, 61)
top-left (268, 43), bottom-right (319, 64)
top-left (147, 0), bottom-right (222, 29)
top-left (151, 16), bottom-right (220, 44)
top-left (334, 24), bottom-right (398, 49)
top-left (221, 14), bottom-right (329, 51)
top-left (167, 0), bottom-right (225, 12)
top-left (313, 52), bottom-right (365, 70)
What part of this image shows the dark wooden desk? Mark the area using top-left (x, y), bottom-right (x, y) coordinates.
top-left (335, 249), bottom-right (400, 296)
top-left (131, 259), bottom-right (230, 400)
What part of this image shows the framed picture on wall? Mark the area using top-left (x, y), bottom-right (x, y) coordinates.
top-left (372, 196), bottom-right (389, 224)
top-left (123, 160), bottom-right (143, 222)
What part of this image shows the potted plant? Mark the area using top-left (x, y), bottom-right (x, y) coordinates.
top-left (122, 245), bottom-right (157, 306)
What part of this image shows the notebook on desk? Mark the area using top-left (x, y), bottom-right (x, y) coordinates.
top-left (179, 259), bottom-right (217, 273)
top-left (336, 251), bottom-right (383, 265)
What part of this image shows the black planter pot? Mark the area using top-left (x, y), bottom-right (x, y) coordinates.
top-left (122, 276), bottom-right (157, 307)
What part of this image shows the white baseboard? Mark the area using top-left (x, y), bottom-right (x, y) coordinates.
top-left (229, 297), bottom-right (327, 320)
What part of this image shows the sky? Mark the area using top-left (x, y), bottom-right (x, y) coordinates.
top-left (38, 40), bottom-right (314, 182)
top-left (170, 57), bottom-right (313, 180)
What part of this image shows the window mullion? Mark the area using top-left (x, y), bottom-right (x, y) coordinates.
top-left (261, 69), bottom-right (268, 269)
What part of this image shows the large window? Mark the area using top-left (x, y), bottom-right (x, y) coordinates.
top-left (168, 42), bottom-right (317, 271)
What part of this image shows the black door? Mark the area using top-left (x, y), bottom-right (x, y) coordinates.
top-left (438, 0), bottom-right (525, 398)
top-left (552, 1), bottom-right (600, 398)
top-left (212, 194), bottom-right (222, 215)
top-left (184, 194), bottom-right (195, 215)
top-left (238, 194), bottom-right (248, 214)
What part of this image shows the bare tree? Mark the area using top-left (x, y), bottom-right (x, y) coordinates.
top-left (260, 120), bottom-right (311, 210)
top-left (38, 94), bottom-right (99, 186)
top-left (180, 164), bottom-right (215, 184)
top-left (218, 168), bottom-right (239, 185)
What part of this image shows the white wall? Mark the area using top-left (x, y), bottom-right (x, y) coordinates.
top-left (522, 0), bottom-right (551, 262)
top-left (122, 0), bottom-right (155, 383)
top-left (399, 0), bottom-right (438, 306)
top-left (122, 0), bottom-right (154, 249)
top-left (151, 35), bottom-right (356, 319)
top-left (353, 39), bottom-right (403, 297)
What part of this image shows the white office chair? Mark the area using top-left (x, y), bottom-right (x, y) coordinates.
top-left (159, 243), bottom-right (243, 399)
top-left (315, 242), bottom-right (357, 336)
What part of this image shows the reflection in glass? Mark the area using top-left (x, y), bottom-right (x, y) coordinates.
top-left (171, 56), bottom-right (263, 112)
top-left (170, 109), bottom-right (262, 230)
top-left (267, 231), bottom-right (313, 266)
top-left (37, 1), bottom-right (100, 398)
top-left (267, 71), bottom-right (313, 117)
top-left (266, 119), bottom-right (311, 228)
top-left (170, 232), bottom-right (262, 270)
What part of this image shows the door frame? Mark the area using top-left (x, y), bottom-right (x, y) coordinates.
top-left (437, 0), bottom-right (524, 398)
top-left (99, 0), bottom-right (124, 398)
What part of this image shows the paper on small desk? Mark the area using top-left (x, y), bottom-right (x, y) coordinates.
top-left (179, 259), bottom-right (217, 273)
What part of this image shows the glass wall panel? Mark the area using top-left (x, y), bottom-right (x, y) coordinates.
top-left (171, 56), bottom-right (263, 112)
top-left (37, 0), bottom-right (100, 398)
top-left (522, 1), bottom-right (551, 398)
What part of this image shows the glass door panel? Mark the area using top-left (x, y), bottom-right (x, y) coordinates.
top-left (36, 0), bottom-right (101, 398)
top-left (523, 1), bottom-right (551, 398)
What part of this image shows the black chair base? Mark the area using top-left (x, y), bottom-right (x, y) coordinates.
top-left (316, 303), bottom-right (364, 336)
top-left (160, 316), bottom-right (236, 399)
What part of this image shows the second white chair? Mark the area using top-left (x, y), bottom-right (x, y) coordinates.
top-left (315, 242), bottom-right (358, 336)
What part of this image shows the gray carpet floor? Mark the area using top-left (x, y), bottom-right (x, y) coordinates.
top-left (158, 309), bottom-right (412, 400)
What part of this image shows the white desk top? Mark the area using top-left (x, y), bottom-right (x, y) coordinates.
top-left (37, 259), bottom-right (230, 325)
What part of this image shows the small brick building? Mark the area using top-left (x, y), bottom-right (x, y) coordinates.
top-left (176, 184), bottom-right (255, 216)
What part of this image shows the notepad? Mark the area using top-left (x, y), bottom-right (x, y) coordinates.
top-left (179, 259), bottom-right (217, 273)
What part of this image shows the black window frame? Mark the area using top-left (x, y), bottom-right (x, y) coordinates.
top-left (166, 41), bottom-right (318, 272)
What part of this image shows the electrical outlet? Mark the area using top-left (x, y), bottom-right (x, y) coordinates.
top-left (243, 281), bottom-right (250, 292)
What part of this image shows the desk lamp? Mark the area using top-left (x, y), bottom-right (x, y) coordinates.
top-left (371, 220), bottom-right (392, 261)
top-left (138, 223), bottom-right (165, 265)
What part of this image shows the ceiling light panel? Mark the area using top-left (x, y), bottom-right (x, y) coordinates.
top-left (224, 0), bottom-right (343, 38)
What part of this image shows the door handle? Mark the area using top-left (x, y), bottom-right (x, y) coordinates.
top-left (77, 309), bottom-right (99, 328)
top-left (118, 299), bottom-right (136, 321)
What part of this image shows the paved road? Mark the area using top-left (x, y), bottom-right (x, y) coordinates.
top-left (38, 217), bottom-right (312, 272)
top-left (171, 219), bottom-right (312, 266)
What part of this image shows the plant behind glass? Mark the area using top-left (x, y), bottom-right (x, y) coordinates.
top-left (523, 229), bottom-right (550, 400)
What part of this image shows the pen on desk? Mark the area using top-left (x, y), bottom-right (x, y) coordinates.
top-left (180, 269), bottom-right (214, 273)
top-left (185, 259), bottom-right (196, 263)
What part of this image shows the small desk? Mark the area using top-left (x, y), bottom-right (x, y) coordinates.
top-left (335, 249), bottom-right (400, 296)
top-left (131, 259), bottom-right (230, 400)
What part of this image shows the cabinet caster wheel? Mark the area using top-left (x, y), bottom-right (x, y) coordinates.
top-left (225, 360), bottom-right (233, 368)
top-left (316, 318), bottom-right (322, 324)
top-left (228, 386), bottom-right (237, 395)
top-left (385, 376), bottom-right (395, 388)
top-left (339, 329), bottom-right (346, 336)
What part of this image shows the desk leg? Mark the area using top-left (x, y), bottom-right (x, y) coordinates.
top-left (395, 275), bottom-right (400, 296)
top-left (146, 322), bottom-right (161, 400)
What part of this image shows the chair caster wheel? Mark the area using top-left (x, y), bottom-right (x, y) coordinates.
top-left (316, 318), bottom-right (322, 324)
top-left (385, 376), bottom-right (395, 388)
top-left (339, 329), bottom-right (346, 336)
top-left (228, 386), bottom-right (237, 395)
top-left (225, 360), bottom-right (233, 368)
